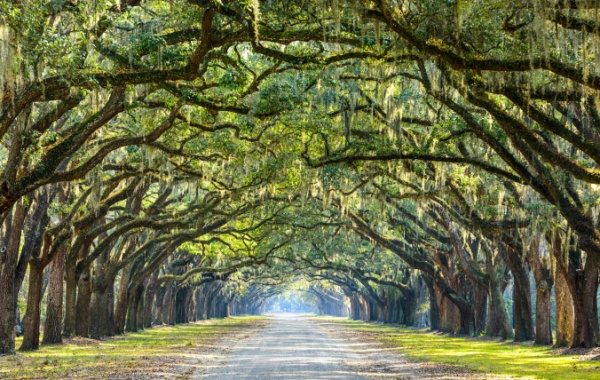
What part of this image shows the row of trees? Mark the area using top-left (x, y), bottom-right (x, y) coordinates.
top-left (2, 0), bottom-right (600, 355)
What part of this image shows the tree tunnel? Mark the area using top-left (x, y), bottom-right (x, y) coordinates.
top-left (2, 0), bottom-right (600, 356)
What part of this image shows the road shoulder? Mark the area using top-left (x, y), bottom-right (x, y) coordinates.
top-left (316, 317), bottom-right (511, 379)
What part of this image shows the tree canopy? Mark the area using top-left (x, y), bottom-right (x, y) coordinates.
top-left (1, 0), bottom-right (600, 355)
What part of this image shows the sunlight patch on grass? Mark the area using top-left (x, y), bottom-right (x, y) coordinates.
top-left (319, 317), bottom-right (600, 380)
top-left (0, 316), bottom-right (264, 379)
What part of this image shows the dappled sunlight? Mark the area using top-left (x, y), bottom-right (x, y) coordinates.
top-left (323, 317), bottom-right (600, 380)
top-left (0, 317), bottom-right (264, 379)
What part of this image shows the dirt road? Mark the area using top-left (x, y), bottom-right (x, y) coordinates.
top-left (194, 314), bottom-right (501, 380)
top-left (195, 314), bottom-right (367, 379)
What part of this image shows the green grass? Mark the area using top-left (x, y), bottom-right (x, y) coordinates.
top-left (0, 316), bottom-right (264, 379)
top-left (319, 317), bottom-right (600, 380)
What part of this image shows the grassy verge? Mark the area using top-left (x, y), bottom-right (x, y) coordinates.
top-left (319, 317), bottom-right (600, 380)
top-left (0, 316), bottom-right (265, 379)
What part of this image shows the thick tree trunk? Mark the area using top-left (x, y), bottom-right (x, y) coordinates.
top-left (75, 267), bottom-right (92, 337)
top-left (534, 279), bottom-right (553, 345)
top-left (459, 307), bottom-right (475, 336)
top-left (529, 238), bottom-right (554, 345)
top-left (104, 282), bottom-right (115, 337)
top-left (474, 286), bottom-right (488, 335)
top-left (554, 263), bottom-right (574, 347)
top-left (349, 294), bottom-right (361, 320)
top-left (488, 280), bottom-right (513, 339)
top-left (42, 246), bottom-right (67, 344)
top-left (143, 271), bottom-right (159, 328)
top-left (125, 284), bottom-right (144, 332)
top-left (88, 289), bottom-right (105, 340)
top-left (423, 276), bottom-right (440, 330)
top-left (360, 297), bottom-right (370, 321)
top-left (203, 283), bottom-right (214, 320)
top-left (549, 233), bottom-right (598, 348)
top-left (485, 248), bottom-right (513, 339)
top-left (158, 285), bottom-right (172, 324)
top-left (62, 259), bottom-right (78, 338)
top-left (136, 288), bottom-right (145, 330)
top-left (0, 200), bottom-right (24, 354)
top-left (570, 261), bottom-right (599, 348)
top-left (435, 285), bottom-right (462, 333)
top-left (507, 251), bottom-right (535, 341)
top-left (114, 264), bottom-right (132, 335)
top-left (400, 291), bottom-right (417, 326)
top-left (378, 301), bottom-right (388, 323)
top-left (19, 260), bottom-right (44, 351)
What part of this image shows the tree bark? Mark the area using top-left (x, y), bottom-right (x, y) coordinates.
top-left (535, 278), bottom-right (553, 345)
top-left (62, 258), bottom-right (78, 338)
top-left (484, 245), bottom-right (513, 339)
top-left (570, 260), bottom-right (599, 348)
top-left (488, 279), bottom-right (513, 339)
top-left (554, 261), bottom-right (574, 347)
top-left (474, 285), bottom-right (488, 335)
top-left (75, 266), bottom-right (92, 337)
top-left (0, 200), bottom-right (25, 354)
top-left (104, 282), bottom-right (115, 336)
top-left (88, 288), bottom-right (105, 340)
top-left (143, 270), bottom-right (159, 328)
top-left (19, 260), bottom-right (44, 351)
top-left (126, 284), bottom-right (144, 332)
top-left (505, 247), bottom-right (535, 341)
top-left (400, 290), bottom-right (417, 326)
top-left (423, 276), bottom-right (440, 330)
top-left (42, 245), bottom-right (67, 344)
top-left (529, 238), bottom-right (554, 345)
top-left (114, 263), bottom-right (132, 334)
top-left (551, 233), bottom-right (598, 348)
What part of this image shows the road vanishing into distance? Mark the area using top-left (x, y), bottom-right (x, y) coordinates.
top-left (194, 314), bottom-right (499, 380)
top-left (198, 314), bottom-right (368, 379)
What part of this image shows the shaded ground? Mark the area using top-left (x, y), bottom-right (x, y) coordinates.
top-left (197, 314), bottom-right (502, 379)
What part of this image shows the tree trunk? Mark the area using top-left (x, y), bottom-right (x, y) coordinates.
top-left (506, 250), bottom-right (535, 341)
top-left (0, 200), bottom-right (24, 354)
top-left (459, 307), bottom-right (475, 336)
top-left (474, 285), bottom-right (488, 335)
top-left (62, 259), bottom-right (78, 338)
top-left (529, 238), bottom-right (554, 345)
top-left (400, 291), bottom-right (417, 326)
top-left (104, 282), bottom-right (115, 337)
top-left (424, 276), bottom-right (440, 330)
top-left (143, 271), bottom-right (159, 328)
top-left (136, 288), bottom-right (145, 330)
top-left (554, 262), bottom-right (574, 347)
top-left (378, 301), bottom-right (388, 323)
top-left (488, 281), bottom-right (513, 339)
top-left (158, 285), bottom-right (172, 324)
top-left (551, 233), bottom-right (574, 347)
top-left (75, 267), bottom-right (92, 337)
top-left (534, 278), bottom-right (553, 345)
top-left (570, 261), bottom-right (599, 348)
top-left (19, 260), bottom-right (44, 351)
top-left (485, 247), bottom-right (513, 339)
top-left (126, 284), bottom-right (144, 332)
top-left (114, 264), bottom-right (132, 335)
top-left (42, 246), bottom-right (67, 344)
top-left (88, 289), bottom-right (105, 340)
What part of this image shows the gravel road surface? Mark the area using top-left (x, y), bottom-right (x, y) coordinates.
top-left (196, 314), bottom-right (367, 379)
top-left (195, 314), bottom-right (510, 380)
